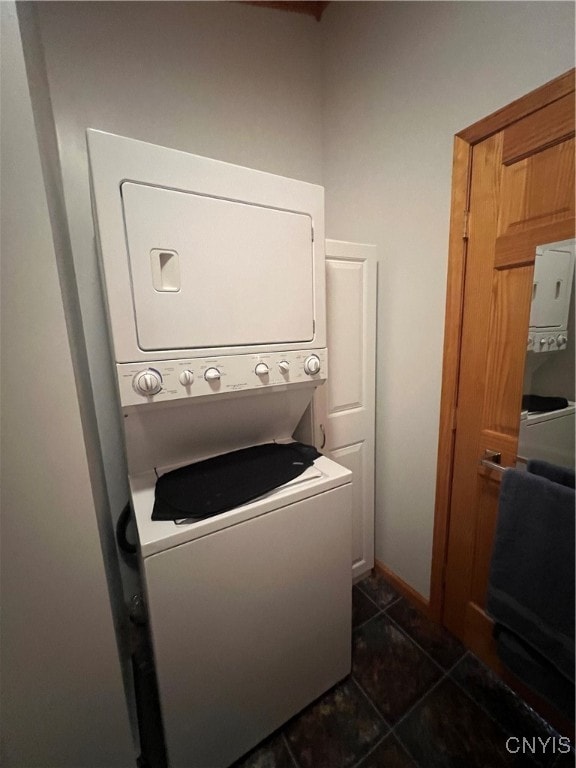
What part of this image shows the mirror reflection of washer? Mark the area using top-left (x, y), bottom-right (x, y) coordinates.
top-left (88, 130), bottom-right (352, 768)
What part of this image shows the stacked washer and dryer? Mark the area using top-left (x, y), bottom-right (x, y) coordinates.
top-left (87, 131), bottom-right (352, 768)
top-left (521, 239), bottom-right (575, 470)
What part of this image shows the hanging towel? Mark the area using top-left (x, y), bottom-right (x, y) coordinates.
top-left (527, 459), bottom-right (575, 489)
top-left (152, 442), bottom-right (321, 522)
top-left (486, 468), bottom-right (575, 693)
top-left (493, 627), bottom-right (575, 719)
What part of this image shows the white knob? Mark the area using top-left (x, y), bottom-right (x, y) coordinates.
top-left (527, 336), bottom-right (534, 348)
top-left (557, 334), bottom-right (567, 345)
top-left (548, 337), bottom-right (556, 346)
top-left (540, 338), bottom-right (547, 347)
top-left (204, 367), bottom-right (221, 382)
top-left (179, 370), bottom-right (194, 386)
top-left (278, 361), bottom-right (290, 374)
top-left (304, 355), bottom-right (321, 375)
top-left (133, 369), bottom-right (162, 396)
top-left (255, 363), bottom-right (269, 377)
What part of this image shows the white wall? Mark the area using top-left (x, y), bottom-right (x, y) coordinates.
top-left (321, 1), bottom-right (575, 598)
top-left (34, 0), bottom-right (324, 599)
top-left (0, 3), bottom-right (134, 764)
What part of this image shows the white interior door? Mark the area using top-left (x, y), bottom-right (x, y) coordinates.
top-left (316, 240), bottom-right (377, 579)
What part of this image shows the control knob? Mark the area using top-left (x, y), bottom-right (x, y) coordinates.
top-left (278, 361), bottom-right (290, 374)
top-left (255, 363), bottom-right (269, 377)
top-left (304, 355), bottom-right (321, 376)
top-left (133, 369), bottom-right (162, 396)
top-left (204, 367), bottom-right (221, 382)
top-left (557, 334), bottom-right (567, 345)
top-left (179, 370), bottom-right (194, 386)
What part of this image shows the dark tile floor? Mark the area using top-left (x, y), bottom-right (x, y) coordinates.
top-left (232, 572), bottom-right (574, 768)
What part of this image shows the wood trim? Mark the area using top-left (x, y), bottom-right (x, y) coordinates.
top-left (458, 69), bottom-right (575, 145)
top-left (374, 559), bottom-right (430, 617)
top-left (431, 70), bottom-right (575, 624)
top-left (429, 135), bottom-right (471, 622)
top-left (503, 92), bottom-right (575, 165)
top-left (495, 218), bottom-right (576, 269)
top-left (240, 2), bottom-right (329, 21)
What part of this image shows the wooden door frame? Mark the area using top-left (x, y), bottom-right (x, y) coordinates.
top-left (429, 68), bottom-right (576, 623)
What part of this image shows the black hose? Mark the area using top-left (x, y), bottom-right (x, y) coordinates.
top-left (116, 501), bottom-right (137, 555)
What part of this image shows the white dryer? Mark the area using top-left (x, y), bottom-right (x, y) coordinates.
top-left (87, 131), bottom-right (352, 768)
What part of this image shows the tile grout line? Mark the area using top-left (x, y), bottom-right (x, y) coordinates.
top-left (349, 674), bottom-right (393, 733)
top-left (388, 669), bottom-right (453, 768)
top-left (348, 676), bottom-right (395, 768)
top-left (383, 610), bottom-right (463, 677)
top-left (352, 589), bottom-right (465, 767)
top-left (390, 668), bottom-right (450, 734)
top-left (440, 650), bottom-right (473, 679)
top-left (351, 594), bottom-right (403, 634)
top-left (355, 580), bottom-right (402, 613)
top-left (349, 732), bottom-right (389, 768)
top-left (352, 608), bottom-right (386, 634)
top-left (281, 731), bottom-right (302, 768)
top-left (388, 651), bottom-right (466, 738)
top-left (447, 652), bottom-right (563, 756)
top-left (383, 595), bottom-right (403, 613)
top-left (354, 580), bottom-right (477, 768)
top-left (390, 655), bottom-right (549, 768)
top-left (352, 609), bottom-right (383, 632)
top-left (389, 727), bottom-right (425, 768)
top-left (352, 670), bottom-right (446, 768)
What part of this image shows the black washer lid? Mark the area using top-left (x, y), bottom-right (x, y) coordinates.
top-left (152, 442), bottom-right (321, 522)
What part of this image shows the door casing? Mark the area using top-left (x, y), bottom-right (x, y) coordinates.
top-left (431, 68), bottom-right (575, 621)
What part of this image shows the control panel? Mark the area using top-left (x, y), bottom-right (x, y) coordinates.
top-left (117, 349), bottom-right (327, 407)
top-left (527, 332), bottom-right (569, 354)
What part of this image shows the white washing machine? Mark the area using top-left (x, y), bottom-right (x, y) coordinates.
top-left (87, 131), bottom-right (352, 767)
top-left (131, 451), bottom-right (351, 767)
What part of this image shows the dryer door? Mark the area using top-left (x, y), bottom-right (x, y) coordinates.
top-left (121, 182), bottom-right (314, 351)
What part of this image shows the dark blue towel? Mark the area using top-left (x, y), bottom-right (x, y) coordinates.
top-left (487, 468), bottom-right (575, 686)
top-left (527, 459), bottom-right (575, 489)
top-left (494, 627), bottom-right (575, 719)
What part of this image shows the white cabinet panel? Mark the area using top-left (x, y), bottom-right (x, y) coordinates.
top-left (327, 261), bottom-right (364, 412)
top-left (332, 441), bottom-right (365, 567)
top-left (315, 240), bottom-right (377, 579)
